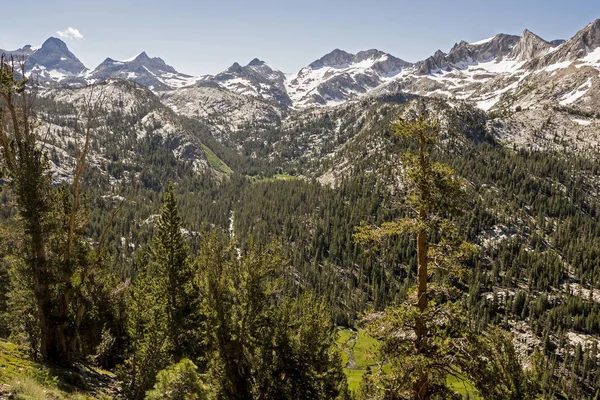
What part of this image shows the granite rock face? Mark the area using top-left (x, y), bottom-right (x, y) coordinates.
top-left (508, 30), bottom-right (553, 61)
top-left (26, 37), bottom-right (87, 75)
top-left (534, 19), bottom-right (600, 68)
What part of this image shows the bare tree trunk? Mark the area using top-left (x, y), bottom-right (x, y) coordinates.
top-left (413, 131), bottom-right (430, 400)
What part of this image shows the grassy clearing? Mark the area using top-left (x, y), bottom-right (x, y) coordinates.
top-left (352, 331), bottom-right (378, 368)
top-left (345, 369), bottom-right (366, 393)
top-left (270, 174), bottom-right (298, 180)
top-left (0, 340), bottom-right (114, 400)
top-left (337, 329), bottom-right (379, 393)
top-left (336, 329), bottom-right (353, 367)
top-left (336, 329), bottom-right (480, 398)
top-left (201, 144), bottom-right (233, 176)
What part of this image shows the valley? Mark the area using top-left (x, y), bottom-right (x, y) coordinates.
top-left (1, 15), bottom-right (600, 400)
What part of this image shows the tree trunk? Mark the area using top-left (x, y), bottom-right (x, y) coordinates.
top-left (414, 227), bottom-right (430, 400)
top-left (28, 206), bottom-right (58, 362)
top-left (412, 126), bottom-right (431, 400)
top-left (416, 228), bottom-right (428, 313)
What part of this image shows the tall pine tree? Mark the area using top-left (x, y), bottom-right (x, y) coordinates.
top-left (121, 184), bottom-right (201, 399)
top-left (355, 113), bottom-right (479, 399)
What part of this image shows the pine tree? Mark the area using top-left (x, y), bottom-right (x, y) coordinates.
top-left (149, 183), bottom-right (201, 358)
top-left (197, 233), bottom-right (348, 399)
top-left (120, 184), bottom-right (201, 399)
top-left (197, 233), bottom-right (281, 400)
top-left (258, 292), bottom-right (348, 399)
top-left (355, 114), bottom-right (472, 399)
top-left (0, 56), bottom-right (110, 363)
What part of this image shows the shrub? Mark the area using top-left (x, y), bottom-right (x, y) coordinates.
top-left (145, 359), bottom-right (208, 400)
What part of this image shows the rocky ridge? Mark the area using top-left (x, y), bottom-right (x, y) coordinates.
top-left (3, 19), bottom-right (600, 134)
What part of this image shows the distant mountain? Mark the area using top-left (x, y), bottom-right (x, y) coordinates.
top-left (507, 30), bottom-right (553, 61)
top-left (204, 58), bottom-right (291, 108)
top-left (0, 44), bottom-right (36, 60)
top-left (89, 52), bottom-right (199, 91)
top-left (1, 37), bottom-right (86, 84)
top-left (27, 37), bottom-right (87, 75)
top-left (416, 34), bottom-right (521, 74)
top-left (3, 17), bottom-right (600, 115)
top-left (530, 19), bottom-right (600, 68)
top-left (285, 49), bottom-right (413, 107)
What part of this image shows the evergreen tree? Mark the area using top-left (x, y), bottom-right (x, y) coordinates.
top-left (257, 292), bottom-right (349, 399)
top-left (120, 185), bottom-right (201, 399)
top-left (149, 183), bottom-right (201, 358)
top-left (0, 56), bottom-right (112, 363)
top-left (353, 113), bottom-right (535, 399)
top-left (146, 358), bottom-right (209, 400)
top-left (197, 233), bottom-right (348, 399)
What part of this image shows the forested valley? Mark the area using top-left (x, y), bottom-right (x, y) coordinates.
top-left (1, 54), bottom-right (600, 400)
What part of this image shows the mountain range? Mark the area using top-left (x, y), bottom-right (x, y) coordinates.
top-left (2, 19), bottom-right (599, 116)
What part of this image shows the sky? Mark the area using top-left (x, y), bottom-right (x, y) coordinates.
top-left (0, 0), bottom-right (599, 76)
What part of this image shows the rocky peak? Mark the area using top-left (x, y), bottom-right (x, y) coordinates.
top-left (354, 49), bottom-right (387, 62)
top-left (247, 58), bottom-right (265, 67)
top-left (225, 62), bottom-right (244, 74)
top-left (309, 49), bottom-right (354, 69)
top-left (571, 19), bottom-right (600, 53)
top-left (26, 37), bottom-right (86, 75)
top-left (416, 49), bottom-right (449, 74)
top-left (134, 51), bottom-right (150, 61)
top-left (0, 44), bottom-right (36, 59)
top-left (39, 37), bottom-right (69, 53)
top-left (353, 49), bottom-right (412, 75)
top-left (508, 29), bottom-right (552, 61)
top-left (89, 50), bottom-right (192, 91)
top-left (416, 34), bottom-right (520, 75)
top-left (209, 58), bottom-right (290, 108)
top-left (448, 34), bottom-right (520, 64)
top-left (127, 52), bottom-right (177, 74)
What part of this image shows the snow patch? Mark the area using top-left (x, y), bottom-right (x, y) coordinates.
top-left (477, 97), bottom-right (501, 111)
top-left (559, 78), bottom-right (591, 105)
top-left (578, 46), bottom-right (600, 66)
top-left (572, 118), bottom-right (592, 126)
top-left (470, 36), bottom-right (495, 45)
top-left (544, 60), bottom-right (572, 72)
top-left (122, 53), bottom-right (142, 62)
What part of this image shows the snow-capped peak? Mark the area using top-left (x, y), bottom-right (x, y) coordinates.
top-left (285, 48), bottom-right (412, 107)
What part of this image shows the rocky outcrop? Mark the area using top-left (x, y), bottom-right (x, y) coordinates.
top-left (210, 58), bottom-right (292, 108)
top-left (508, 30), bottom-right (553, 61)
top-left (416, 34), bottom-right (520, 75)
top-left (535, 19), bottom-right (600, 67)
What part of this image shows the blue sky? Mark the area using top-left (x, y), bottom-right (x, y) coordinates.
top-left (0, 0), bottom-right (598, 75)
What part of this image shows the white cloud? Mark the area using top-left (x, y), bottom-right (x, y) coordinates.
top-left (57, 27), bottom-right (84, 40)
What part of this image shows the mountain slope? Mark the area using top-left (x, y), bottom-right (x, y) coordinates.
top-left (3, 18), bottom-right (599, 135)
top-left (159, 82), bottom-right (284, 141)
